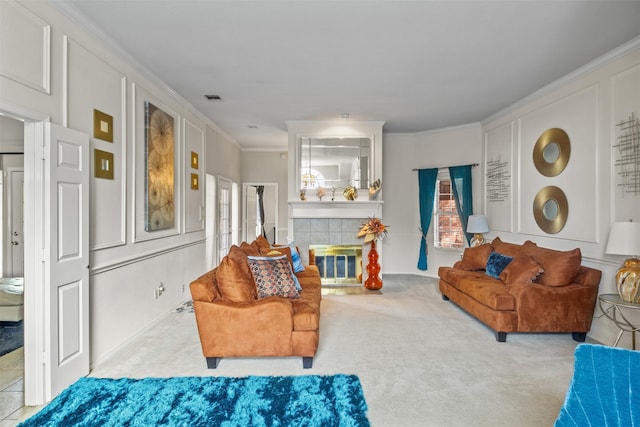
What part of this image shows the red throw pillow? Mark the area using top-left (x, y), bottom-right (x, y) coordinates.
top-left (499, 255), bottom-right (544, 285)
top-left (458, 244), bottom-right (493, 271)
top-left (216, 245), bottom-right (257, 302)
top-left (522, 241), bottom-right (581, 287)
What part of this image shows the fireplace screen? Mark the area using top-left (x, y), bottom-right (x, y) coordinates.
top-left (309, 245), bottom-right (362, 285)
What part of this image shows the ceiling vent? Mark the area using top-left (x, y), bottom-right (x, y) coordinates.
top-left (204, 94), bottom-right (222, 101)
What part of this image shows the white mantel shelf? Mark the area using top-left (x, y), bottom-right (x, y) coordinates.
top-left (289, 200), bottom-right (384, 219)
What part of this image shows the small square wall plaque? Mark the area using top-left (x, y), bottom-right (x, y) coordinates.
top-left (94, 149), bottom-right (114, 179)
top-left (93, 109), bottom-right (113, 142)
top-left (191, 151), bottom-right (199, 169)
top-left (191, 173), bottom-right (199, 190)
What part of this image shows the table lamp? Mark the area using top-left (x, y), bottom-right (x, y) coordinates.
top-left (467, 215), bottom-right (489, 247)
top-left (605, 221), bottom-right (640, 303)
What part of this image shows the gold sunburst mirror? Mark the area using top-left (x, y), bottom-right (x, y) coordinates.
top-left (533, 128), bottom-right (570, 177)
top-left (533, 186), bottom-right (568, 234)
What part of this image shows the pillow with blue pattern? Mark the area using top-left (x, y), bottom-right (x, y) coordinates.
top-left (485, 251), bottom-right (513, 279)
top-left (247, 255), bottom-right (300, 299)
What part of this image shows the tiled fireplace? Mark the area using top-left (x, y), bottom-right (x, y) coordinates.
top-left (289, 200), bottom-right (383, 286)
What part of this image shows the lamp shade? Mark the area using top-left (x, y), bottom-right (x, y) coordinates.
top-left (605, 221), bottom-right (640, 257)
top-left (467, 215), bottom-right (489, 234)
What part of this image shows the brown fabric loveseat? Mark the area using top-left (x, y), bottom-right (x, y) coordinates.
top-left (438, 237), bottom-right (601, 342)
top-left (190, 236), bottom-right (322, 368)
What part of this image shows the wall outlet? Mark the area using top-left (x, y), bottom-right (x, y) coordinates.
top-left (154, 282), bottom-right (166, 299)
top-left (181, 284), bottom-right (185, 294)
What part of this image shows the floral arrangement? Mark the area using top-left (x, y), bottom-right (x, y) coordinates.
top-left (357, 217), bottom-right (389, 243)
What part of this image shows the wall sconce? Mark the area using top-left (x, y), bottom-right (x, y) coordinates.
top-left (606, 221), bottom-right (640, 303)
top-left (467, 215), bottom-right (489, 247)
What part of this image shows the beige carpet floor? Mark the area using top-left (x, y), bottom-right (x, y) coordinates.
top-left (89, 274), bottom-right (589, 427)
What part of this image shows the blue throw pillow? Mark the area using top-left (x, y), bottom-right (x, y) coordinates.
top-left (287, 242), bottom-right (306, 273)
top-left (485, 252), bottom-right (513, 279)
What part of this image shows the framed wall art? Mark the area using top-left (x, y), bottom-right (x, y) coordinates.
top-left (145, 101), bottom-right (175, 231)
top-left (93, 109), bottom-right (114, 142)
top-left (94, 149), bottom-right (114, 179)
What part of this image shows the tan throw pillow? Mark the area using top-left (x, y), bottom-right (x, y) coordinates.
top-left (239, 241), bottom-right (260, 256)
top-left (216, 245), bottom-right (257, 302)
top-left (491, 237), bottom-right (523, 257)
top-left (499, 255), bottom-right (544, 285)
top-left (458, 244), bottom-right (493, 271)
top-left (522, 241), bottom-right (582, 287)
top-left (252, 235), bottom-right (271, 252)
top-left (263, 245), bottom-right (294, 267)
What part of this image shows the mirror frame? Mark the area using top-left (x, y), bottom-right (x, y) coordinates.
top-left (295, 135), bottom-right (375, 196)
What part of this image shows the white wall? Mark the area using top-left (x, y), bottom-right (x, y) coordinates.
top-left (381, 39), bottom-right (640, 347)
top-left (0, 0), bottom-right (241, 365)
top-left (480, 40), bottom-right (640, 347)
top-left (382, 124), bottom-right (483, 276)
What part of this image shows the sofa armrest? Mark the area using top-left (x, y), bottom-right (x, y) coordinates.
top-left (573, 266), bottom-right (602, 288)
top-left (190, 270), bottom-right (219, 303)
top-left (193, 297), bottom-right (295, 356)
top-left (509, 282), bottom-right (599, 332)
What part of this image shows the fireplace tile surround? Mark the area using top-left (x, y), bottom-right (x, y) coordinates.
top-left (293, 218), bottom-right (365, 265)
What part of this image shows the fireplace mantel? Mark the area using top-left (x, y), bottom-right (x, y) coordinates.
top-left (289, 200), bottom-right (383, 219)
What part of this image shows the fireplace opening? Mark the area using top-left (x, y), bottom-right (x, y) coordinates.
top-left (309, 245), bottom-right (362, 285)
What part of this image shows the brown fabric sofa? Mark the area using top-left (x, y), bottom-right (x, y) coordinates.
top-left (438, 238), bottom-right (601, 342)
top-left (190, 237), bottom-right (322, 368)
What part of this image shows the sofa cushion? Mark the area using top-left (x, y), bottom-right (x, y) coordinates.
top-left (491, 237), bottom-right (524, 257)
top-left (440, 268), bottom-right (515, 311)
top-left (239, 241), bottom-right (260, 256)
top-left (499, 254), bottom-right (544, 285)
top-left (248, 255), bottom-right (300, 299)
top-left (216, 245), bottom-right (257, 302)
top-left (252, 235), bottom-right (272, 253)
top-left (522, 241), bottom-right (582, 287)
top-left (458, 243), bottom-right (493, 271)
top-left (485, 252), bottom-right (513, 279)
top-left (291, 288), bottom-right (321, 331)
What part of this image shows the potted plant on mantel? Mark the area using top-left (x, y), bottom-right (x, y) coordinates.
top-left (357, 217), bottom-right (389, 290)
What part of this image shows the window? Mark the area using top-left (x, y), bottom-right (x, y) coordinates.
top-left (434, 179), bottom-right (463, 249)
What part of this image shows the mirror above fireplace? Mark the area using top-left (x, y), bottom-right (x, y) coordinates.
top-left (286, 120), bottom-right (385, 204)
top-left (298, 136), bottom-right (372, 193)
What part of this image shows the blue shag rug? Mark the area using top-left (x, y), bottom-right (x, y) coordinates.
top-left (554, 343), bottom-right (640, 426)
top-left (19, 374), bottom-right (370, 427)
top-left (0, 320), bottom-right (23, 357)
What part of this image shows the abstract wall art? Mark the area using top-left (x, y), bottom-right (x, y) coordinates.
top-left (145, 102), bottom-right (175, 231)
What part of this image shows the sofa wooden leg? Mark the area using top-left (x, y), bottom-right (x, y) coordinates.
top-left (206, 357), bottom-right (219, 369)
top-left (495, 332), bottom-right (507, 342)
top-left (441, 294), bottom-right (450, 301)
top-left (572, 332), bottom-right (587, 342)
top-left (303, 357), bottom-right (313, 369)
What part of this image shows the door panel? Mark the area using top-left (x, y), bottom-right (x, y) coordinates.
top-left (45, 123), bottom-right (89, 400)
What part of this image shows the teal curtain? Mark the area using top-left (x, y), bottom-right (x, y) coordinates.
top-left (449, 165), bottom-right (473, 246)
top-left (417, 168), bottom-right (438, 270)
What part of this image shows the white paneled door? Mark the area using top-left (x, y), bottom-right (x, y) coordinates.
top-left (44, 123), bottom-right (90, 400)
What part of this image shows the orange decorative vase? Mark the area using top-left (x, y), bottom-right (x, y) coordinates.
top-left (364, 240), bottom-right (383, 290)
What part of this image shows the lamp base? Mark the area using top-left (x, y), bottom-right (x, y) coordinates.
top-left (616, 258), bottom-right (640, 304)
top-left (470, 233), bottom-right (485, 248)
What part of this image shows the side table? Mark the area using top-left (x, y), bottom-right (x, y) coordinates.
top-left (598, 294), bottom-right (640, 350)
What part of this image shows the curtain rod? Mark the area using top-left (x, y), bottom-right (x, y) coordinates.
top-left (412, 163), bottom-right (479, 171)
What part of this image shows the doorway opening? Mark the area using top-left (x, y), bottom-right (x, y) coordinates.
top-left (243, 183), bottom-right (278, 244)
top-left (0, 115), bottom-right (25, 412)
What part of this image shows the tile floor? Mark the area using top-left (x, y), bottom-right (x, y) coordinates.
top-left (0, 348), bottom-right (40, 427)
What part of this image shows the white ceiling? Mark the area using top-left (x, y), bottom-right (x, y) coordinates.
top-left (58, 0), bottom-right (640, 149)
